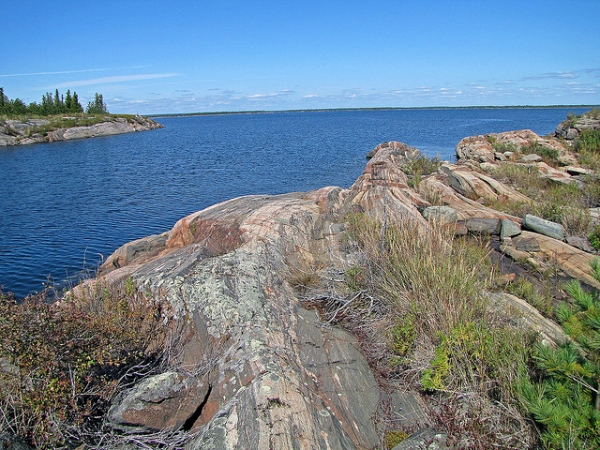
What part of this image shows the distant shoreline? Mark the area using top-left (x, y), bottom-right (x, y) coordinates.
top-left (148, 104), bottom-right (600, 119)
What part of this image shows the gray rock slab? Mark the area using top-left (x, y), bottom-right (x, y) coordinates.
top-left (465, 218), bottom-right (501, 235)
top-left (500, 219), bottom-right (521, 239)
top-left (519, 154), bottom-right (542, 163)
top-left (513, 235), bottom-right (541, 252)
top-left (422, 206), bottom-right (458, 224)
top-left (523, 214), bottom-right (566, 241)
top-left (567, 236), bottom-right (594, 253)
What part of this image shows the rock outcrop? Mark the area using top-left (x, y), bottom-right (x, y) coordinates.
top-left (94, 145), bottom-right (432, 449)
top-left (0, 115), bottom-right (162, 146)
top-left (75, 115), bottom-right (600, 448)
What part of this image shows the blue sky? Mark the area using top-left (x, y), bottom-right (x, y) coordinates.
top-left (2, 1), bottom-right (599, 115)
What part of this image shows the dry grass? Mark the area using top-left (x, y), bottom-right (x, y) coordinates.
top-left (341, 213), bottom-right (535, 449)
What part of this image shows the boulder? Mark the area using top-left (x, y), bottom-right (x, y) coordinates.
top-left (522, 214), bottom-right (566, 241)
top-left (108, 371), bottom-right (210, 431)
top-left (567, 236), bottom-right (594, 253)
top-left (438, 164), bottom-right (531, 204)
top-left (422, 206), bottom-right (458, 224)
top-left (465, 218), bottom-right (501, 235)
top-left (519, 154), bottom-right (542, 163)
top-left (500, 219), bottom-right (521, 239)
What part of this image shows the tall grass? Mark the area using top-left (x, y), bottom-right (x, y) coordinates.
top-left (344, 213), bottom-right (534, 448)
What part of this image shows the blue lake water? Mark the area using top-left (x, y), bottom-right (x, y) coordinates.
top-left (0, 107), bottom-right (591, 298)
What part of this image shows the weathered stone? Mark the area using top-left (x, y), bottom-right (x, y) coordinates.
top-left (500, 219), bottom-right (521, 239)
top-left (567, 236), bottom-right (594, 253)
top-left (465, 218), bottom-right (501, 235)
top-left (519, 153), bottom-right (542, 163)
top-left (513, 235), bottom-right (541, 252)
top-left (479, 162), bottom-right (497, 172)
top-left (489, 292), bottom-right (569, 346)
top-left (108, 371), bottom-right (209, 431)
top-left (523, 214), bottom-right (566, 241)
top-left (438, 163), bottom-right (531, 204)
top-left (422, 206), bottom-right (458, 224)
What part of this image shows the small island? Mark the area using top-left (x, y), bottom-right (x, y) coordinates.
top-left (0, 88), bottom-right (162, 147)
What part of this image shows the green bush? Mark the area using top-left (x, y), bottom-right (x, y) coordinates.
top-left (401, 154), bottom-right (441, 187)
top-left (575, 129), bottom-right (600, 154)
top-left (520, 141), bottom-right (560, 166)
top-left (519, 263), bottom-right (600, 449)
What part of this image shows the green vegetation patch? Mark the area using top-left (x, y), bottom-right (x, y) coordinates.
top-left (0, 281), bottom-right (173, 448)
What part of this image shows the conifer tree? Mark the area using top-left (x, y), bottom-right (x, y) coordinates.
top-left (72, 92), bottom-right (83, 112)
top-left (65, 90), bottom-right (73, 111)
top-left (86, 92), bottom-right (108, 114)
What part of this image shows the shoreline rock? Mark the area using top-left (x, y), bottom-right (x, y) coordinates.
top-left (0, 115), bottom-right (163, 146)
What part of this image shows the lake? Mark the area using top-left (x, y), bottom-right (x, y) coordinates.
top-left (0, 107), bottom-right (591, 298)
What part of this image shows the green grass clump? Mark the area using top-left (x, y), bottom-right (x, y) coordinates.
top-left (520, 141), bottom-right (560, 166)
top-left (507, 278), bottom-right (554, 318)
top-left (401, 154), bottom-right (441, 187)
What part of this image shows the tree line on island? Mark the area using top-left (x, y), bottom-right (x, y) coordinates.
top-left (0, 87), bottom-right (109, 117)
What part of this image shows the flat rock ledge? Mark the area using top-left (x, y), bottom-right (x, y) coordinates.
top-left (0, 115), bottom-right (162, 146)
top-left (76, 124), bottom-right (599, 448)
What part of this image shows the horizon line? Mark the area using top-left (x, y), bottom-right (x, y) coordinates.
top-left (145, 104), bottom-right (600, 118)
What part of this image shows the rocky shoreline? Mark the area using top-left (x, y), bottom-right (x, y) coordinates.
top-left (5, 112), bottom-right (600, 449)
top-left (0, 115), bottom-right (163, 146)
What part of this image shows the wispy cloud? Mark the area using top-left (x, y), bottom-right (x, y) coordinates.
top-left (522, 71), bottom-right (577, 81)
top-left (53, 73), bottom-right (178, 88)
top-left (247, 90), bottom-right (294, 100)
top-left (0, 66), bottom-right (148, 78)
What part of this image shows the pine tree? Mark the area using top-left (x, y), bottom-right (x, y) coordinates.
top-left (72, 92), bottom-right (83, 112)
top-left (86, 92), bottom-right (108, 114)
top-left (65, 90), bottom-right (73, 112)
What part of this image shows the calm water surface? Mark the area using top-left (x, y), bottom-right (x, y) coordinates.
top-left (0, 108), bottom-right (590, 297)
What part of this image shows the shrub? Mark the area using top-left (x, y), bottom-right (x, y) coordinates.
top-left (401, 154), bottom-right (441, 187)
top-left (575, 129), bottom-right (600, 154)
top-left (507, 278), bottom-right (553, 318)
top-left (519, 262), bottom-right (600, 449)
top-left (0, 280), bottom-right (172, 448)
top-left (520, 141), bottom-right (560, 166)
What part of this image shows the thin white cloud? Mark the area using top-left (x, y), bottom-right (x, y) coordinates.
top-left (0, 68), bottom-right (109, 78)
top-left (0, 66), bottom-right (148, 78)
top-left (53, 73), bottom-right (178, 88)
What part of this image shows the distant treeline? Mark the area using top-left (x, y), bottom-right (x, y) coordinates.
top-left (0, 87), bottom-right (108, 117)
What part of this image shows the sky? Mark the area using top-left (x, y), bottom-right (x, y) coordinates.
top-left (2, 0), bottom-right (599, 115)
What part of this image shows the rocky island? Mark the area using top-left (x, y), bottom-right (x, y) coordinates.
top-left (2, 110), bottom-right (600, 449)
top-left (0, 114), bottom-right (163, 147)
